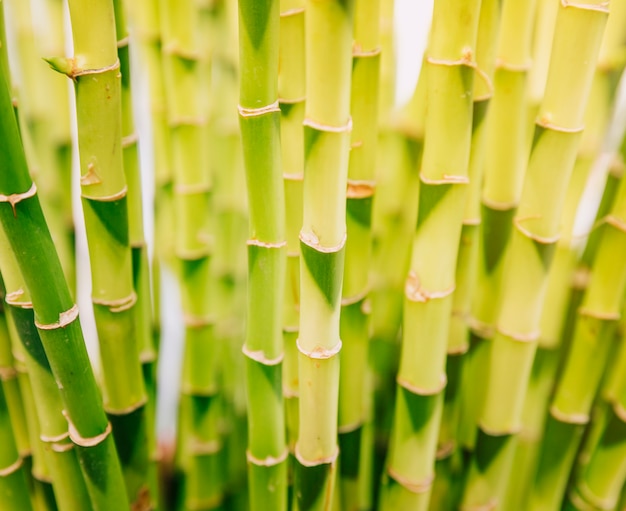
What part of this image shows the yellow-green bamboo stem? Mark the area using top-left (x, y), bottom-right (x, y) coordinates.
top-left (381, 1), bottom-right (482, 509)
top-left (338, 1), bottom-right (380, 509)
top-left (465, 1), bottom-right (609, 508)
top-left (238, 0), bottom-right (288, 508)
top-left (294, 1), bottom-right (355, 509)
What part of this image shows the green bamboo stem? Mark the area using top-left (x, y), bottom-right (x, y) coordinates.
top-left (338, 1), bottom-right (380, 509)
top-left (380, 1), bottom-right (482, 509)
top-left (278, 0), bottom-right (305, 476)
top-left (47, 0), bottom-right (151, 503)
top-left (6, 0), bottom-right (75, 295)
top-left (294, 1), bottom-right (354, 509)
top-left (440, 0), bottom-right (499, 473)
top-left (238, 0), bottom-right (288, 509)
top-left (0, 61), bottom-right (128, 510)
top-left (460, 0), bottom-right (537, 456)
top-left (0, 229), bottom-right (92, 511)
top-left (462, 1), bottom-right (609, 508)
top-left (157, 1), bottom-right (222, 508)
top-left (536, 169), bottom-right (626, 511)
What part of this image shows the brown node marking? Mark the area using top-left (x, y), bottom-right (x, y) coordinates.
top-left (347, 179), bottom-right (375, 199)
top-left (405, 271), bottom-right (455, 303)
top-left (496, 325), bottom-right (540, 343)
top-left (468, 316), bottom-right (496, 339)
top-left (299, 230), bottom-right (346, 253)
top-left (560, 0), bottom-right (609, 13)
top-left (105, 395), bottom-right (148, 416)
top-left (283, 172), bottom-right (304, 181)
top-left (513, 215), bottom-right (560, 244)
top-left (536, 115), bottom-right (585, 133)
top-left (495, 58), bottom-right (531, 72)
top-left (242, 345), bottom-right (284, 366)
top-left (420, 172), bottom-right (469, 185)
top-left (0, 457), bottom-right (23, 477)
top-left (180, 384), bottom-right (218, 397)
top-left (40, 431), bottom-right (70, 444)
top-left (353, 45), bottom-right (382, 58)
top-left (246, 238), bottom-right (287, 249)
top-left (303, 116), bottom-right (352, 134)
top-left (80, 163), bottom-right (103, 186)
top-left (280, 6), bottom-right (305, 17)
top-left (117, 36), bottom-right (130, 49)
top-left (550, 405), bottom-right (589, 425)
top-left (478, 421), bottom-right (522, 436)
top-left (35, 304), bottom-right (79, 330)
top-left (169, 115), bottom-right (206, 127)
top-left (387, 467), bottom-right (434, 494)
top-left (122, 132), bottom-right (139, 148)
top-left (338, 420), bottom-right (364, 435)
top-left (397, 373), bottom-right (447, 396)
top-left (294, 444), bottom-right (338, 467)
top-left (92, 291), bottom-right (137, 313)
top-left (0, 366), bottom-right (17, 381)
top-left (282, 386), bottom-right (299, 399)
top-left (51, 442), bottom-right (74, 453)
top-left (447, 343), bottom-right (469, 356)
top-left (481, 195), bottom-right (518, 211)
top-left (189, 439), bottom-right (222, 456)
top-left (613, 401), bottom-right (626, 422)
top-left (296, 338), bottom-right (342, 360)
top-left (0, 182), bottom-right (37, 216)
top-left (131, 485), bottom-right (153, 511)
top-left (279, 95), bottom-right (306, 105)
top-left (605, 214), bottom-right (626, 234)
top-left (63, 411), bottom-right (112, 447)
top-left (247, 448), bottom-right (289, 467)
top-left (427, 48), bottom-right (494, 101)
top-left (341, 288), bottom-right (369, 307)
top-left (577, 306), bottom-right (620, 321)
top-left (436, 440), bottom-right (456, 460)
top-left (183, 313), bottom-right (214, 328)
top-left (238, 101), bottom-right (280, 118)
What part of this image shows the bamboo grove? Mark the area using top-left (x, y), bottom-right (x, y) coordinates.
top-left (1, 0), bottom-right (626, 510)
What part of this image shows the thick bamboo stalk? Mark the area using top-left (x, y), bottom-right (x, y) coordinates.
top-left (295, 1), bottom-right (355, 509)
top-left (238, 0), bottom-right (288, 508)
top-left (0, 61), bottom-right (128, 510)
top-left (463, 1), bottom-right (610, 508)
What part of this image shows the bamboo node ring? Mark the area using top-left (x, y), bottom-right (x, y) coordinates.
top-left (0, 457), bottom-right (23, 477)
top-left (51, 442), bottom-right (74, 453)
top-left (279, 95), bottom-right (306, 105)
top-left (577, 306), bottom-right (620, 321)
top-left (35, 304), bottom-right (79, 330)
top-left (82, 185), bottom-right (128, 202)
top-left (613, 402), bottom-right (626, 422)
top-left (550, 405), bottom-right (588, 424)
top-left (303, 116), bottom-right (353, 134)
top-left (190, 439), bottom-right (222, 456)
top-left (0, 182), bottom-right (37, 216)
top-left (338, 421), bottom-right (363, 434)
top-left (420, 172), bottom-right (469, 185)
top-left (92, 291), bottom-right (137, 313)
top-left (247, 448), bottom-right (289, 467)
top-left (387, 467), bottom-right (434, 494)
top-left (105, 395), bottom-right (148, 416)
top-left (173, 182), bottom-right (211, 194)
top-left (560, 0), bottom-right (609, 13)
top-left (535, 116), bottom-right (585, 133)
top-left (242, 345), bottom-right (284, 366)
top-left (397, 374), bottom-right (447, 396)
top-left (605, 214), bottom-right (626, 234)
top-left (63, 411), bottom-right (113, 448)
top-left (405, 272), bottom-right (455, 303)
top-left (40, 431), bottom-right (70, 443)
top-left (238, 101), bottom-right (280, 117)
top-left (513, 216), bottom-right (560, 244)
top-left (299, 231), bottom-right (347, 253)
top-left (353, 45), bottom-right (381, 58)
top-left (122, 132), bottom-right (139, 148)
top-left (341, 288), bottom-right (369, 307)
top-left (347, 179), bottom-right (376, 198)
top-left (117, 36), bottom-right (130, 48)
top-left (296, 339), bottom-right (342, 360)
top-left (280, 7), bottom-right (305, 17)
top-left (184, 314), bottom-right (215, 328)
top-left (294, 445), bottom-right (339, 467)
top-left (71, 59), bottom-right (120, 79)
top-left (247, 239), bottom-right (287, 249)
top-left (496, 325), bottom-right (539, 343)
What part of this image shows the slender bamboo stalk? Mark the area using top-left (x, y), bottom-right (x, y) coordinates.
top-left (238, 0), bottom-right (288, 508)
top-left (295, 1), bottom-right (355, 508)
top-left (46, 0), bottom-right (151, 504)
top-left (338, 1), bottom-right (380, 508)
top-left (278, 0), bottom-right (305, 502)
top-left (463, 1), bottom-right (610, 508)
top-left (380, 1), bottom-right (481, 508)
top-left (0, 59), bottom-right (128, 510)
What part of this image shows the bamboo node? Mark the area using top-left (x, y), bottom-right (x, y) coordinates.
top-left (183, 314), bottom-right (215, 328)
top-left (299, 231), bottom-right (347, 253)
top-left (246, 239), bottom-right (287, 249)
top-left (122, 132), bottom-right (139, 148)
top-left (0, 366), bottom-right (17, 381)
top-left (550, 405), bottom-right (588, 424)
top-left (481, 196), bottom-right (517, 211)
top-left (40, 431), bottom-right (70, 444)
top-left (92, 291), bottom-right (137, 313)
top-left (246, 448), bottom-right (289, 467)
top-left (35, 303), bottom-right (79, 330)
top-left (496, 325), bottom-right (539, 343)
top-left (577, 306), bottom-right (619, 321)
top-left (189, 439), bottom-right (222, 456)
top-left (242, 345), bottom-right (284, 366)
top-left (294, 445), bottom-right (338, 467)
top-left (605, 214), bottom-right (626, 234)
top-left (397, 374), bottom-right (447, 396)
top-left (176, 246), bottom-right (212, 260)
top-left (279, 95), bottom-right (306, 105)
top-left (513, 216), bottom-right (560, 244)
top-left (495, 58), bottom-right (532, 72)
top-left (420, 172), bottom-right (469, 185)
top-left (560, 0), bottom-right (609, 13)
top-left (405, 271), bottom-right (455, 303)
top-left (117, 36), bottom-right (130, 49)
top-left (296, 339), bottom-right (342, 360)
top-left (105, 395), bottom-right (148, 416)
top-left (82, 185), bottom-right (128, 202)
top-left (169, 115), bottom-right (206, 127)
top-left (238, 101), bottom-right (280, 118)
top-left (338, 421), bottom-right (363, 434)
top-left (283, 386), bottom-right (299, 398)
top-left (436, 441), bottom-right (456, 460)
top-left (613, 401), bottom-right (626, 422)
top-left (72, 58), bottom-right (121, 79)
top-left (341, 288), bottom-right (369, 307)
top-left (63, 412), bottom-right (113, 448)
top-left (353, 45), bottom-right (382, 58)
top-left (387, 467), bottom-right (434, 494)
top-left (283, 172), bottom-right (304, 181)
top-left (280, 6), bottom-right (305, 17)
top-left (347, 179), bottom-right (376, 199)
top-left (80, 162), bottom-right (102, 186)
top-left (536, 116), bottom-right (585, 133)
top-left (303, 116), bottom-right (352, 134)
top-left (51, 442), bottom-right (74, 453)
top-left (447, 344), bottom-right (469, 356)
top-left (283, 324), bottom-right (299, 334)
top-left (0, 182), bottom-right (37, 216)
top-left (0, 457), bottom-right (23, 477)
